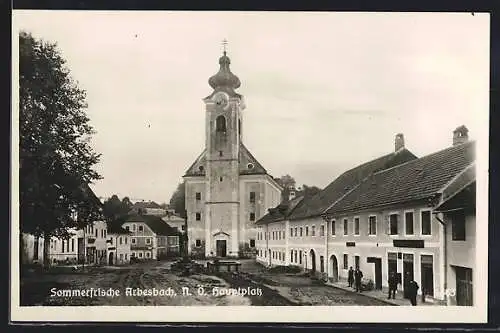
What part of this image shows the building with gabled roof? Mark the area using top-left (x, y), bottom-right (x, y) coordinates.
top-left (121, 214), bottom-right (182, 260)
top-left (255, 126), bottom-right (475, 303)
top-left (183, 50), bottom-right (282, 258)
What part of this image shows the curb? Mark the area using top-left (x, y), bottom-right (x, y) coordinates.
top-left (324, 283), bottom-right (398, 306)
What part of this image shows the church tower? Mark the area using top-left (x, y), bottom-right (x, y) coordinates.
top-left (202, 48), bottom-right (245, 257)
top-left (183, 44), bottom-right (282, 259)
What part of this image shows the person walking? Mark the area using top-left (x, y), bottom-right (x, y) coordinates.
top-left (354, 268), bottom-right (363, 292)
top-left (388, 271), bottom-right (397, 299)
top-left (408, 279), bottom-right (419, 306)
top-left (348, 266), bottom-right (354, 288)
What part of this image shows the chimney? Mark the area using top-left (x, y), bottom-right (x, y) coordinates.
top-left (395, 133), bottom-right (405, 152)
top-left (453, 125), bottom-right (469, 146)
top-left (288, 185), bottom-right (296, 201)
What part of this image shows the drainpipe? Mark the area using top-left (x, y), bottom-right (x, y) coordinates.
top-left (434, 212), bottom-right (447, 305)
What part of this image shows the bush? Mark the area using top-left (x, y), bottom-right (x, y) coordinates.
top-left (267, 265), bottom-right (302, 274)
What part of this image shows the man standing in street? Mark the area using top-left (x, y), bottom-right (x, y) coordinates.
top-left (354, 268), bottom-right (363, 292)
top-left (348, 266), bottom-right (354, 288)
top-left (388, 271), bottom-right (397, 299)
top-left (408, 279), bottom-right (419, 306)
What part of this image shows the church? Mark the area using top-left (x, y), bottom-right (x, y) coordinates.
top-left (183, 48), bottom-right (283, 258)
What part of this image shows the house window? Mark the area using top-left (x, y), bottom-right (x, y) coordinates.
top-left (320, 225), bottom-right (325, 236)
top-left (405, 212), bottom-right (414, 235)
top-left (125, 237), bottom-right (128, 244)
top-left (196, 192), bottom-right (201, 200)
top-left (196, 213), bottom-right (201, 221)
top-left (219, 177), bottom-right (223, 182)
top-left (132, 224), bottom-right (136, 231)
top-left (369, 216), bottom-right (377, 235)
top-left (343, 219), bottom-right (348, 235)
top-left (131, 238), bottom-right (136, 244)
top-left (290, 250), bottom-right (294, 262)
top-left (110, 237), bottom-right (113, 245)
top-left (343, 254), bottom-right (348, 269)
top-left (290, 227), bottom-right (293, 237)
top-left (125, 226), bottom-right (130, 231)
top-left (299, 227), bottom-right (303, 237)
top-left (250, 192), bottom-right (256, 203)
top-left (250, 213), bottom-right (255, 221)
top-left (294, 250), bottom-right (298, 263)
top-left (250, 239), bottom-right (255, 247)
top-left (146, 238), bottom-right (151, 245)
top-left (294, 227), bottom-right (298, 237)
top-left (355, 256), bottom-right (360, 269)
top-left (389, 214), bottom-right (399, 235)
top-left (145, 252), bottom-right (151, 258)
top-left (119, 237), bottom-right (123, 245)
top-left (104, 230), bottom-right (107, 238)
top-left (61, 240), bottom-right (64, 253)
top-left (320, 256), bottom-right (325, 273)
top-left (421, 210), bottom-right (432, 235)
top-left (138, 225), bottom-right (144, 232)
top-left (138, 252), bottom-right (143, 258)
top-left (305, 226), bottom-right (309, 236)
top-left (311, 225), bottom-right (316, 236)
top-left (354, 218), bottom-right (360, 235)
top-left (331, 220), bottom-right (336, 235)
top-left (181, 225), bottom-right (186, 231)
top-left (219, 151), bottom-right (223, 157)
top-left (95, 229), bottom-right (98, 237)
top-left (195, 239), bottom-right (202, 247)
top-left (299, 251), bottom-right (303, 264)
top-left (125, 254), bottom-right (128, 260)
top-left (452, 212), bottom-right (466, 241)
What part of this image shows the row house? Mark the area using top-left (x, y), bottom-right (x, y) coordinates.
top-left (256, 133), bottom-right (417, 270)
top-left (434, 163), bottom-right (476, 306)
top-left (256, 126), bottom-right (475, 302)
top-left (122, 214), bottom-right (182, 260)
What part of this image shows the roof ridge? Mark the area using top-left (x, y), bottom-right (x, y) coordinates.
top-left (372, 141), bottom-right (475, 177)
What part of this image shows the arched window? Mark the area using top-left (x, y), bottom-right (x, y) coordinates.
top-left (216, 115), bottom-right (226, 133)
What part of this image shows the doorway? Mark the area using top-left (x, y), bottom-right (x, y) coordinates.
top-left (421, 255), bottom-right (434, 297)
top-left (309, 249), bottom-right (316, 272)
top-left (216, 240), bottom-right (227, 257)
top-left (329, 255), bottom-right (339, 282)
top-left (108, 252), bottom-right (114, 265)
top-left (455, 266), bottom-right (473, 306)
top-left (403, 253), bottom-right (414, 298)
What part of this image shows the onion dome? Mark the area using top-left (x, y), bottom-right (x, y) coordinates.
top-left (208, 51), bottom-right (241, 92)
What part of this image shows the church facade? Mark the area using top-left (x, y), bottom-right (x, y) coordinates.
top-left (183, 50), bottom-right (282, 258)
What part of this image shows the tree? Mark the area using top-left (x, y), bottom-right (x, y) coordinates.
top-left (274, 175), bottom-right (322, 201)
top-left (168, 182), bottom-right (186, 218)
top-left (19, 32), bottom-right (102, 266)
top-left (102, 195), bottom-right (134, 220)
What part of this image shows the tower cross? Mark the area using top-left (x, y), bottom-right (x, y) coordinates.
top-left (222, 39), bottom-right (228, 53)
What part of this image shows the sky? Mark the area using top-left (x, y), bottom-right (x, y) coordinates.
top-left (13, 11), bottom-right (490, 204)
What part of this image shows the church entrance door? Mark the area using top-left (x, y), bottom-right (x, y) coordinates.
top-left (216, 240), bottom-right (227, 257)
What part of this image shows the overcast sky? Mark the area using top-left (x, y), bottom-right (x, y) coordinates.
top-left (13, 11), bottom-right (490, 204)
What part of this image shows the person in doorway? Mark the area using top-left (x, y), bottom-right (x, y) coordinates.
top-left (388, 271), bottom-right (398, 299)
top-left (348, 267), bottom-right (354, 288)
top-left (408, 279), bottom-right (419, 306)
top-left (354, 268), bottom-right (363, 292)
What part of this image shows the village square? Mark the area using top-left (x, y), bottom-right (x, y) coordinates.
top-left (17, 13), bottom-right (481, 309)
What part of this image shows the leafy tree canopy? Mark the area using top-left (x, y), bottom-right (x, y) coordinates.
top-left (19, 31), bottom-right (102, 240)
top-left (168, 182), bottom-right (186, 218)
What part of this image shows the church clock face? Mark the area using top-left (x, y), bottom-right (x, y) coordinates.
top-left (213, 92), bottom-right (229, 109)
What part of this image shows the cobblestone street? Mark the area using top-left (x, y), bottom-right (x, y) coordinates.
top-left (21, 260), bottom-right (391, 306)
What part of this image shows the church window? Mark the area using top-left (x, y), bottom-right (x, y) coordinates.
top-left (196, 213), bottom-right (201, 221)
top-left (215, 115), bottom-right (226, 132)
top-left (250, 213), bottom-right (255, 221)
top-left (198, 166), bottom-right (204, 172)
top-left (249, 239), bottom-right (255, 247)
top-left (219, 151), bottom-right (223, 157)
top-left (247, 163), bottom-right (254, 169)
top-left (249, 191), bottom-right (256, 203)
top-left (219, 177), bottom-right (223, 182)
top-left (196, 192), bottom-right (201, 200)
top-left (195, 239), bottom-right (201, 247)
